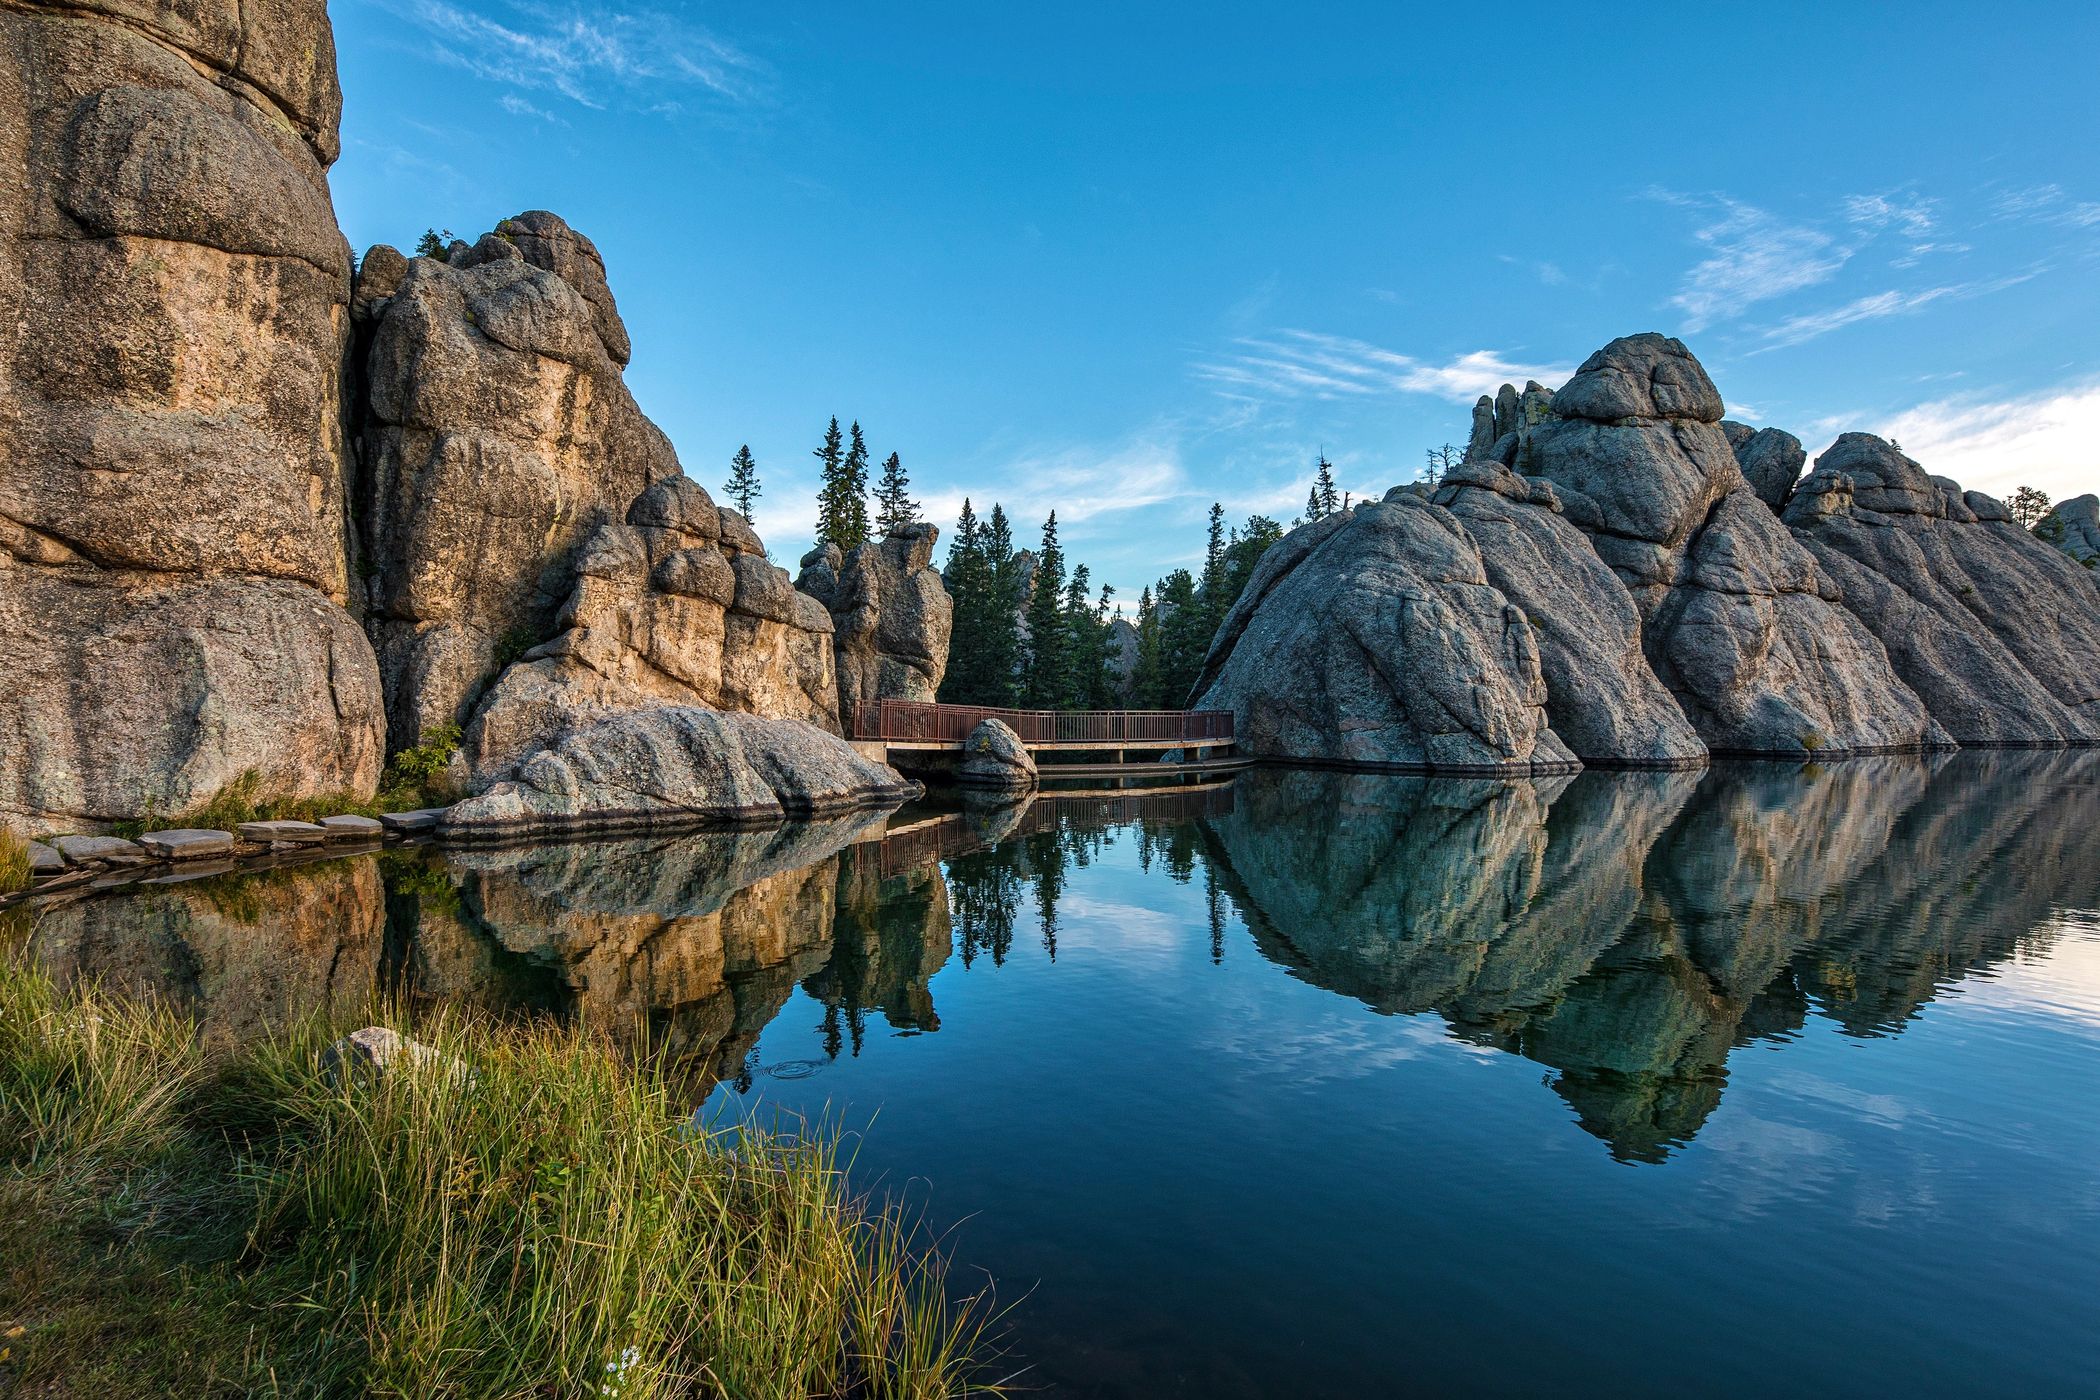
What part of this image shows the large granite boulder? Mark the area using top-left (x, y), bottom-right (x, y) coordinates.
top-left (1526, 335), bottom-right (1943, 757)
top-left (1721, 421), bottom-right (1807, 511)
top-left (796, 523), bottom-right (953, 734)
top-left (959, 718), bottom-right (1038, 789)
top-left (1782, 435), bottom-right (2100, 744)
top-left (352, 214), bottom-right (680, 752)
top-left (440, 707), bottom-right (918, 839)
top-left (2037, 494), bottom-right (2100, 569)
top-left (465, 474), bottom-right (841, 775)
top-left (1193, 496), bottom-right (1580, 773)
top-left (0, 0), bottom-right (384, 825)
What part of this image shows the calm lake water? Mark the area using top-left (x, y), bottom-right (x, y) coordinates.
top-left (21, 752), bottom-right (2100, 1398)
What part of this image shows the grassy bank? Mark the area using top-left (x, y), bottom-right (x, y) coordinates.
top-left (0, 962), bottom-right (1005, 1397)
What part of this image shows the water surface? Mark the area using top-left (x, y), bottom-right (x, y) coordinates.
top-left (22, 753), bottom-right (2100, 1398)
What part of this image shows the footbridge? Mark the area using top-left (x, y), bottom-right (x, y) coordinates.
top-left (853, 700), bottom-right (1242, 775)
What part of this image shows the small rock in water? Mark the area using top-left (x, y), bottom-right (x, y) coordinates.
top-left (318, 814), bottom-right (385, 840)
top-left (51, 834), bottom-right (148, 866)
top-left (378, 808), bottom-right (447, 834)
top-left (236, 819), bottom-right (329, 845)
top-left (137, 828), bottom-right (236, 860)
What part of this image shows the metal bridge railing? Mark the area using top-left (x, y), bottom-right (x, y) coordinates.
top-left (856, 700), bottom-right (1235, 746)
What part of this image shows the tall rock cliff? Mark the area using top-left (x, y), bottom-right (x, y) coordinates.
top-left (795, 523), bottom-right (954, 734)
top-left (0, 0), bottom-right (385, 826)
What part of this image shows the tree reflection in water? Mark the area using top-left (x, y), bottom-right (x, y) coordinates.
top-left (20, 750), bottom-right (2099, 1161)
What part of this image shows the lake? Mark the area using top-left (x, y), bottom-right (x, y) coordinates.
top-left (19, 752), bottom-right (2100, 1398)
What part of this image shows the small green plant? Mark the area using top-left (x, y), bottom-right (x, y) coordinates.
top-left (378, 724), bottom-right (464, 812)
top-left (491, 622), bottom-right (542, 670)
top-left (1799, 729), bottom-right (1826, 753)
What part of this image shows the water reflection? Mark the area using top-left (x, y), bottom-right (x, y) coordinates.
top-left (20, 752), bottom-right (2099, 1162)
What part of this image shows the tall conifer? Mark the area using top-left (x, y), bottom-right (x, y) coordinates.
top-left (1022, 512), bottom-right (1069, 707)
top-left (874, 451), bottom-right (919, 535)
top-left (724, 444), bottom-right (761, 522)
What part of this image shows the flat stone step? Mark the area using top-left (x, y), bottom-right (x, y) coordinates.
top-left (378, 808), bottom-right (448, 834)
top-left (26, 841), bottom-right (64, 875)
top-left (236, 819), bottom-right (329, 845)
top-left (137, 828), bottom-right (236, 860)
top-left (52, 834), bottom-right (148, 866)
top-left (318, 814), bottom-right (386, 840)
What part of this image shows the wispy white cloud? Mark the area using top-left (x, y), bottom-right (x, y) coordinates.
top-left (1989, 183), bottom-right (2100, 230)
top-left (1753, 287), bottom-right (1961, 350)
top-left (1841, 192), bottom-right (1938, 238)
top-left (1648, 191), bottom-right (1851, 331)
top-left (1193, 331), bottom-right (1573, 405)
top-left (1751, 271), bottom-right (2040, 351)
top-left (497, 92), bottom-right (564, 122)
top-left (1860, 378), bottom-right (2100, 506)
top-left (377, 0), bottom-right (764, 109)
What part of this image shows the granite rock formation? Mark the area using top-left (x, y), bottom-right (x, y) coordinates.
top-left (1197, 333), bottom-right (2100, 771)
top-left (0, 0), bottom-right (384, 825)
top-left (1781, 435), bottom-right (2100, 743)
top-left (2037, 494), bottom-right (2100, 569)
top-left (465, 474), bottom-right (840, 776)
top-left (795, 523), bottom-right (954, 735)
top-left (1193, 493), bottom-right (1579, 773)
top-left (351, 216), bottom-right (682, 752)
top-left (441, 707), bottom-right (918, 838)
top-left (1525, 335), bottom-right (1942, 757)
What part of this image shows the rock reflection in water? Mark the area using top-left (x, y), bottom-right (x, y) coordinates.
top-left (18, 751), bottom-right (2098, 1161)
top-left (1200, 750), bottom-right (2100, 1161)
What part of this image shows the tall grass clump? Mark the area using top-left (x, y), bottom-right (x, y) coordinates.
top-left (0, 828), bottom-right (30, 895)
top-left (0, 961), bottom-right (1008, 1397)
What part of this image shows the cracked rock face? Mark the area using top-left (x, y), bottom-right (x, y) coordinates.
top-left (795, 524), bottom-right (954, 735)
top-left (352, 215), bottom-right (682, 752)
top-left (1193, 495), bottom-right (1580, 773)
top-left (466, 474), bottom-right (841, 778)
top-left (1526, 335), bottom-right (1943, 757)
top-left (0, 0), bottom-right (383, 825)
top-left (1784, 436), bottom-right (2100, 744)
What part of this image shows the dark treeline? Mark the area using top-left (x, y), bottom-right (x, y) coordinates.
top-left (940, 452), bottom-right (1375, 711)
top-left (939, 503), bottom-right (1120, 710)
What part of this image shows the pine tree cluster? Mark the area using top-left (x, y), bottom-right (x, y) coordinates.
top-left (937, 504), bottom-right (1120, 711)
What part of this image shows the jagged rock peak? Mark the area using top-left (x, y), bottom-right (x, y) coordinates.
top-left (1466, 380), bottom-right (1554, 466)
top-left (1721, 421), bottom-right (1807, 511)
top-left (1552, 333), bottom-right (1724, 424)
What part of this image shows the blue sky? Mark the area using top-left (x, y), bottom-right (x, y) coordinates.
top-left (331, 0), bottom-right (2100, 602)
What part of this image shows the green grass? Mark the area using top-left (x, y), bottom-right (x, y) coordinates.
top-left (0, 962), bottom-right (1008, 1397)
top-left (109, 770), bottom-right (382, 840)
top-left (376, 725), bottom-right (466, 814)
top-left (0, 831), bottom-right (29, 896)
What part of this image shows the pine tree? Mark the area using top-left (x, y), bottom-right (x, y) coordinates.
top-left (937, 499), bottom-right (989, 704)
top-left (1131, 585), bottom-right (1163, 708)
top-left (1021, 512), bottom-right (1069, 708)
top-left (1060, 564), bottom-right (1096, 710)
top-left (1306, 485), bottom-right (1324, 523)
top-left (1196, 501), bottom-right (1229, 637)
top-left (724, 444), bottom-right (761, 522)
top-left (981, 505), bottom-right (1023, 705)
top-left (1222, 514), bottom-right (1282, 607)
top-left (874, 451), bottom-right (920, 536)
top-left (840, 422), bottom-right (871, 548)
top-left (1088, 581), bottom-right (1119, 708)
top-left (1315, 452), bottom-right (1340, 517)
top-left (1155, 568), bottom-right (1205, 707)
top-left (812, 417), bottom-right (851, 550)
top-left (414, 228), bottom-right (452, 258)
